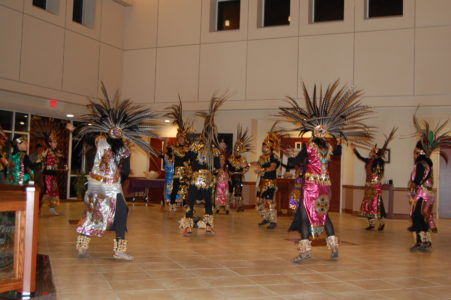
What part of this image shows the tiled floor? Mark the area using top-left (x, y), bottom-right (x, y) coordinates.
top-left (38, 202), bottom-right (451, 300)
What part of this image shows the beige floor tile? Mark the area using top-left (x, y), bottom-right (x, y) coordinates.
top-left (34, 202), bottom-right (451, 300)
top-left (203, 275), bottom-right (256, 287)
top-left (117, 290), bottom-right (179, 300)
top-left (307, 281), bottom-right (364, 293)
top-left (190, 268), bottom-right (239, 277)
top-left (159, 277), bottom-right (210, 289)
top-left (146, 269), bottom-right (194, 279)
top-left (347, 279), bottom-right (400, 291)
top-left (415, 286), bottom-right (451, 298)
top-left (378, 288), bottom-right (440, 300)
top-left (246, 274), bottom-right (300, 285)
top-left (215, 285), bottom-right (276, 297)
top-left (102, 271), bottom-right (152, 281)
top-left (263, 283), bottom-right (319, 296)
top-left (108, 279), bottom-right (165, 291)
top-left (169, 288), bottom-right (227, 300)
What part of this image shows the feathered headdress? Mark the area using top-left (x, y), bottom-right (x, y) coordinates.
top-left (196, 94), bottom-right (227, 169)
top-left (77, 82), bottom-right (159, 155)
top-left (164, 95), bottom-right (192, 139)
top-left (31, 117), bottom-right (63, 145)
top-left (234, 124), bottom-right (252, 154)
top-left (0, 125), bottom-right (6, 140)
top-left (413, 111), bottom-right (451, 163)
top-left (263, 122), bottom-right (281, 153)
top-left (278, 80), bottom-right (374, 145)
top-left (375, 127), bottom-right (397, 158)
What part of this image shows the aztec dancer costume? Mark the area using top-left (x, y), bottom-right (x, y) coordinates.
top-left (179, 95), bottom-right (226, 236)
top-left (280, 80), bottom-right (374, 263)
top-left (351, 128), bottom-right (396, 231)
top-left (226, 125), bottom-right (251, 212)
top-left (0, 127), bottom-right (8, 183)
top-left (31, 118), bottom-right (66, 216)
top-left (215, 154), bottom-right (229, 214)
top-left (408, 112), bottom-right (450, 251)
top-left (75, 82), bottom-right (159, 260)
top-left (163, 98), bottom-right (191, 211)
top-left (7, 136), bottom-right (34, 186)
top-left (255, 125), bottom-right (281, 230)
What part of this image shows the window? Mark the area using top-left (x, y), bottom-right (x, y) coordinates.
top-left (73, 0), bottom-right (83, 24)
top-left (366, 0), bottom-right (403, 18)
top-left (262, 0), bottom-right (290, 27)
top-left (73, 0), bottom-right (96, 28)
top-left (312, 0), bottom-right (344, 23)
top-left (14, 113), bottom-right (29, 133)
top-left (33, 0), bottom-right (47, 10)
top-left (32, 0), bottom-right (59, 14)
top-left (0, 110), bottom-right (13, 131)
top-left (216, 0), bottom-right (240, 31)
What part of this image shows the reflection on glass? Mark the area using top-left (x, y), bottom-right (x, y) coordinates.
top-left (0, 110), bottom-right (13, 131)
top-left (0, 212), bottom-right (16, 280)
top-left (14, 113), bottom-right (29, 132)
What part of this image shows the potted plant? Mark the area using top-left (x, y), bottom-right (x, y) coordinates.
top-left (75, 173), bottom-right (88, 200)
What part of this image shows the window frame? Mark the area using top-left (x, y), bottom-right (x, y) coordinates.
top-left (260, 0), bottom-right (291, 28)
top-left (214, 0), bottom-right (241, 32)
top-left (310, 0), bottom-right (345, 23)
top-left (365, 0), bottom-right (403, 19)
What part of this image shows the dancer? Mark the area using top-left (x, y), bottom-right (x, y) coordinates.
top-left (283, 148), bottom-right (306, 212)
top-left (350, 128), bottom-right (396, 231)
top-left (75, 83), bottom-right (159, 260)
top-left (226, 125), bottom-right (251, 212)
top-left (7, 136), bottom-right (34, 185)
top-left (0, 127), bottom-right (8, 183)
top-left (179, 95), bottom-right (226, 236)
top-left (254, 125), bottom-right (280, 230)
top-left (163, 98), bottom-right (191, 211)
top-left (279, 81), bottom-right (373, 263)
top-left (161, 143), bottom-right (177, 205)
top-left (32, 119), bottom-right (66, 216)
top-left (408, 113), bottom-right (450, 251)
top-left (215, 154), bottom-right (229, 214)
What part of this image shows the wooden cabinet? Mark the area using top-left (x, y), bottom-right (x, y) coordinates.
top-left (275, 178), bottom-right (295, 215)
top-left (0, 184), bottom-right (39, 295)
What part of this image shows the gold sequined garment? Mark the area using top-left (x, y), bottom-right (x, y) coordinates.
top-left (258, 178), bottom-right (277, 194)
top-left (191, 169), bottom-right (215, 189)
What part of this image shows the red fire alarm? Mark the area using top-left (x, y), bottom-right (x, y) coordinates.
top-left (49, 99), bottom-right (57, 108)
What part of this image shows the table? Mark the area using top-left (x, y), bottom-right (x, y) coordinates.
top-left (125, 177), bottom-right (164, 204)
top-left (275, 178), bottom-right (295, 215)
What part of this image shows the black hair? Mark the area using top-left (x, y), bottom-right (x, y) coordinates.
top-left (312, 137), bottom-right (328, 149)
top-left (106, 137), bottom-right (125, 157)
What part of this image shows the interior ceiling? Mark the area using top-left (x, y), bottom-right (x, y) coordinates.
top-left (0, 89), bottom-right (87, 120)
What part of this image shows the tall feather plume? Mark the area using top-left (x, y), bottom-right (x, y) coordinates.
top-left (196, 93), bottom-right (228, 169)
top-left (379, 127), bottom-right (397, 157)
top-left (278, 80), bottom-right (374, 146)
top-left (234, 124), bottom-right (253, 154)
top-left (413, 109), bottom-right (451, 163)
top-left (0, 125), bottom-right (7, 140)
top-left (164, 95), bottom-right (192, 136)
top-left (31, 117), bottom-right (64, 143)
top-left (77, 81), bottom-right (159, 155)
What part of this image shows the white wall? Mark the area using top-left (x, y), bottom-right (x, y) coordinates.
top-left (0, 0), bottom-right (125, 106)
top-left (120, 0), bottom-right (451, 189)
top-left (1, 0), bottom-right (451, 207)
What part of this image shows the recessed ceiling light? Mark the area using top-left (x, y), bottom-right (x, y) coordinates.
top-left (66, 114), bottom-right (74, 118)
top-left (164, 119), bottom-right (170, 123)
top-left (88, 123), bottom-right (92, 126)
top-left (19, 121), bottom-right (25, 125)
